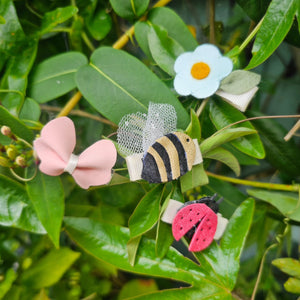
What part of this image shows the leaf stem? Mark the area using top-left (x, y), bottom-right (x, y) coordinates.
top-left (196, 98), bottom-right (209, 117)
top-left (206, 171), bottom-right (299, 192)
top-left (81, 31), bottom-right (96, 52)
top-left (238, 17), bottom-right (264, 54)
top-left (50, 27), bottom-right (72, 33)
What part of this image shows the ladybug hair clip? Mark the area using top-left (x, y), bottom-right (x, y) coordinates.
top-left (117, 102), bottom-right (202, 183)
top-left (161, 194), bottom-right (228, 252)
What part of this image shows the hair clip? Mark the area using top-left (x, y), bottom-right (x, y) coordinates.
top-left (34, 117), bottom-right (117, 189)
top-left (161, 194), bottom-right (228, 252)
top-left (117, 102), bottom-right (202, 183)
top-left (174, 44), bottom-right (261, 112)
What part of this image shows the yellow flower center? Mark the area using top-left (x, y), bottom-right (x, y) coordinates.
top-left (191, 62), bottom-right (210, 80)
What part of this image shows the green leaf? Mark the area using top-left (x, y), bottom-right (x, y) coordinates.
top-left (180, 164), bottom-right (209, 193)
top-left (155, 220), bottom-right (173, 259)
top-left (26, 172), bottom-right (64, 248)
top-left (0, 175), bottom-right (45, 234)
top-left (76, 47), bottom-right (189, 128)
top-left (0, 106), bottom-right (34, 142)
top-left (247, 189), bottom-right (300, 221)
top-left (110, 0), bottom-right (149, 19)
top-left (39, 6), bottom-right (78, 36)
top-left (64, 217), bottom-right (207, 284)
top-left (128, 185), bottom-right (164, 238)
top-left (284, 277), bottom-right (300, 294)
top-left (246, 110), bottom-right (300, 177)
top-left (148, 7), bottom-right (198, 51)
top-left (0, 268), bottom-right (17, 299)
top-left (118, 279), bottom-right (158, 300)
top-left (247, 0), bottom-right (298, 69)
top-left (127, 235), bottom-right (142, 266)
top-left (272, 258), bottom-right (300, 278)
top-left (204, 147), bottom-right (241, 176)
top-left (29, 52), bottom-right (88, 103)
top-left (186, 109), bottom-right (201, 142)
top-left (19, 98), bottom-right (41, 122)
top-left (209, 99), bottom-right (265, 159)
top-left (21, 248), bottom-right (80, 289)
top-left (86, 8), bottom-right (112, 41)
top-left (135, 21), bottom-right (154, 60)
top-left (147, 24), bottom-right (184, 76)
top-left (219, 70), bottom-right (261, 94)
top-left (200, 127), bottom-right (257, 155)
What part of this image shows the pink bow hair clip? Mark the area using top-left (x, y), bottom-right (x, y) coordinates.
top-left (34, 117), bottom-right (117, 189)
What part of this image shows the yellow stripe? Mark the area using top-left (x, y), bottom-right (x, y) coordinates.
top-left (147, 147), bottom-right (168, 182)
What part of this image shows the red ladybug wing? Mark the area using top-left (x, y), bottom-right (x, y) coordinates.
top-left (172, 203), bottom-right (213, 241)
top-left (189, 211), bottom-right (217, 252)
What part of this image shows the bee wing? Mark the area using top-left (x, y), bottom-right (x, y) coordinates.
top-left (117, 112), bottom-right (147, 157)
top-left (142, 102), bottom-right (177, 152)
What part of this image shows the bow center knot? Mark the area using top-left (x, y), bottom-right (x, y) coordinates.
top-left (64, 153), bottom-right (79, 174)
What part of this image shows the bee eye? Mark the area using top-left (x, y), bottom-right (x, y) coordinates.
top-left (186, 138), bottom-right (190, 142)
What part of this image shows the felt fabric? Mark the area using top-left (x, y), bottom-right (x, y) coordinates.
top-left (34, 117), bottom-right (117, 189)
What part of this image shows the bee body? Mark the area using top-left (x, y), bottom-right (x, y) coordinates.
top-left (141, 132), bottom-right (196, 183)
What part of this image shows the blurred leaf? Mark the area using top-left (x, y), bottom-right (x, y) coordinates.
top-left (64, 217), bottom-right (206, 284)
top-left (235, 0), bottom-right (270, 21)
top-left (39, 6), bottom-right (78, 36)
top-left (272, 258), bottom-right (300, 278)
top-left (33, 289), bottom-right (50, 300)
top-left (247, 189), bottom-right (300, 221)
top-left (129, 184), bottom-right (164, 238)
top-left (200, 127), bottom-right (257, 154)
top-left (246, 110), bottom-right (300, 177)
top-left (247, 0), bottom-right (298, 69)
top-left (26, 172), bottom-right (64, 248)
top-left (0, 175), bottom-right (45, 234)
top-left (148, 24), bottom-right (184, 76)
top-left (127, 235), bottom-right (142, 266)
top-left (204, 147), bottom-right (241, 176)
top-left (186, 109), bottom-right (201, 142)
top-left (76, 47), bottom-right (189, 128)
top-left (0, 16), bottom-right (5, 24)
top-left (209, 99), bottom-right (265, 159)
top-left (223, 144), bottom-right (259, 166)
top-left (0, 268), bottom-right (17, 299)
top-left (284, 277), bottom-right (300, 294)
top-left (110, 0), bottom-right (149, 19)
top-left (219, 70), bottom-right (261, 94)
top-left (29, 51), bottom-right (88, 103)
top-left (86, 8), bottom-right (112, 41)
top-left (0, 106), bottom-right (34, 142)
top-left (21, 248), bottom-right (80, 289)
top-left (19, 98), bottom-right (41, 122)
top-left (180, 164), bottom-right (209, 193)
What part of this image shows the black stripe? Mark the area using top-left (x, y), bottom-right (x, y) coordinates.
top-left (141, 152), bottom-right (162, 183)
top-left (166, 133), bottom-right (188, 176)
top-left (152, 141), bottom-right (172, 181)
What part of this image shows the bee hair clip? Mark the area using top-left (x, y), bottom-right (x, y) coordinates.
top-left (117, 102), bottom-right (202, 183)
top-left (34, 117), bottom-right (117, 189)
top-left (161, 194), bottom-right (229, 252)
top-left (174, 43), bottom-right (261, 112)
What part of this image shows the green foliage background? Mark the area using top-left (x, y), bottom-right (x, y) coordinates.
top-left (0, 0), bottom-right (299, 299)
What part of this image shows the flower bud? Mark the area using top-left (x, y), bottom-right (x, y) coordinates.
top-left (0, 156), bottom-right (11, 167)
top-left (1, 126), bottom-right (16, 140)
top-left (15, 156), bottom-right (27, 167)
top-left (6, 145), bottom-right (18, 160)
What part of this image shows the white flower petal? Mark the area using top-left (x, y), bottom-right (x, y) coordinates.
top-left (174, 52), bottom-right (193, 73)
top-left (190, 78), bottom-right (219, 99)
top-left (174, 74), bottom-right (192, 96)
top-left (193, 44), bottom-right (222, 60)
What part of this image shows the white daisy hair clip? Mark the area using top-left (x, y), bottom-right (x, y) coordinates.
top-left (174, 44), bottom-right (261, 112)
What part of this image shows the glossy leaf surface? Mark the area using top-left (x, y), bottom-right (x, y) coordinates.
top-left (272, 258), bottom-right (300, 278)
top-left (110, 0), bottom-right (149, 19)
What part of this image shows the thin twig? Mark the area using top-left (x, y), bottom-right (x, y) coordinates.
top-left (284, 119), bottom-right (300, 141)
top-left (209, 0), bottom-right (215, 44)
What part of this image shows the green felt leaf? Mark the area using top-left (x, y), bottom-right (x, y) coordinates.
top-left (64, 217), bottom-right (207, 285)
top-left (110, 0), bottom-right (149, 19)
top-left (29, 52), bottom-right (88, 103)
top-left (26, 172), bottom-right (64, 248)
top-left (247, 189), bottom-right (300, 221)
top-left (39, 6), bottom-right (78, 35)
top-left (204, 147), bottom-right (241, 176)
top-left (0, 175), bottom-right (45, 234)
top-left (148, 7), bottom-right (198, 51)
top-left (86, 8), bottom-right (112, 41)
top-left (209, 99), bottom-right (265, 159)
top-left (284, 277), bottom-right (300, 294)
top-left (246, 110), bottom-right (300, 177)
top-left (272, 258), bottom-right (300, 278)
top-left (220, 70), bottom-right (261, 94)
top-left (118, 279), bottom-right (158, 300)
top-left (180, 164), bottom-right (209, 193)
top-left (0, 106), bottom-right (34, 142)
top-left (246, 0), bottom-right (298, 69)
top-left (147, 24), bottom-right (184, 76)
top-left (19, 98), bottom-right (41, 122)
top-left (21, 248), bottom-right (80, 289)
top-left (128, 185), bottom-right (164, 238)
top-left (127, 236), bottom-right (142, 266)
top-left (200, 127), bottom-right (257, 155)
top-left (186, 109), bottom-right (201, 142)
top-left (76, 47), bottom-right (189, 128)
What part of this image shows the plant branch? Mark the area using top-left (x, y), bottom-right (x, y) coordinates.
top-left (206, 171), bottom-right (299, 192)
top-left (284, 119), bottom-right (300, 141)
top-left (209, 0), bottom-right (215, 44)
top-left (196, 98), bottom-right (209, 117)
